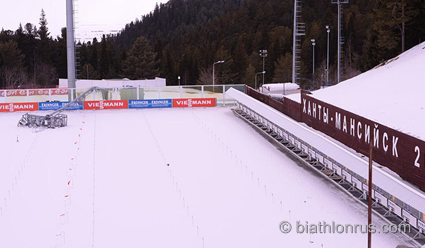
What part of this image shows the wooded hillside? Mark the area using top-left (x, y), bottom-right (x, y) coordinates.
top-left (1, 0), bottom-right (424, 89)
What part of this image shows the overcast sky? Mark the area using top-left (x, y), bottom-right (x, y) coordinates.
top-left (0, 0), bottom-right (169, 41)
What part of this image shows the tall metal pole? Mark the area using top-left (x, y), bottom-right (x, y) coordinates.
top-left (292, 0), bottom-right (297, 85)
top-left (337, 2), bottom-right (341, 84)
top-left (263, 56), bottom-right (265, 86)
top-left (255, 71), bottom-right (265, 90)
top-left (260, 50), bottom-right (267, 86)
top-left (311, 39), bottom-right (315, 80)
top-left (368, 139), bottom-right (373, 248)
top-left (213, 64), bottom-right (215, 87)
top-left (326, 26), bottom-right (330, 87)
top-left (66, 0), bottom-right (76, 99)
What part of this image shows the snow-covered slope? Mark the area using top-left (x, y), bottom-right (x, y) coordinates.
top-left (290, 42), bottom-right (425, 140)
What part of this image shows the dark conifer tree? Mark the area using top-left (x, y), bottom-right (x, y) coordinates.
top-left (99, 35), bottom-right (110, 79)
top-left (89, 38), bottom-right (99, 77)
top-left (122, 37), bottom-right (158, 80)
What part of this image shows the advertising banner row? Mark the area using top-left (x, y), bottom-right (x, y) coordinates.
top-left (0, 98), bottom-right (216, 112)
top-left (0, 88), bottom-right (69, 97)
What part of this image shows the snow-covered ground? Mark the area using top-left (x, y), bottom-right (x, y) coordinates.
top-left (0, 108), bottom-right (412, 247)
top-left (288, 42), bottom-right (425, 141)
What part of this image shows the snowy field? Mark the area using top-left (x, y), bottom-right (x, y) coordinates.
top-left (0, 108), bottom-right (412, 247)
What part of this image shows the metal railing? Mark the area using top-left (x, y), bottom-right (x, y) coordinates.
top-left (0, 85), bottom-right (246, 106)
top-left (234, 101), bottom-right (425, 245)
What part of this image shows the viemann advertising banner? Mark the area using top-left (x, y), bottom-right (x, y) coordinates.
top-left (172, 98), bottom-right (216, 108)
top-left (39, 102), bottom-right (83, 111)
top-left (84, 100), bottom-right (128, 110)
top-left (0, 103), bottom-right (39, 112)
top-left (128, 99), bottom-right (172, 109)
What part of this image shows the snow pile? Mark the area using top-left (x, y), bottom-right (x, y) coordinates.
top-left (290, 42), bottom-right (425, 140)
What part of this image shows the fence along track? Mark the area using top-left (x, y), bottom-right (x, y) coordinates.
top-left (232, 102), bottom-right (425, 247)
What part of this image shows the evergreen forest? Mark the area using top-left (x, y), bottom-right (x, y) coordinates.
top-left (0, 0), bottom-right (424, 89)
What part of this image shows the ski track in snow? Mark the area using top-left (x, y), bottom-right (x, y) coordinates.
top-left (0, 108), bottom-right (411, 247)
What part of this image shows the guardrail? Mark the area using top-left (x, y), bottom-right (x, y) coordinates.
top-left (234, 101), bottom-right (425, 245)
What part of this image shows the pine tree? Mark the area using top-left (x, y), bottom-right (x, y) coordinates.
top-left (122, 36), bottom-right (159, 80)
top-left (272, 53), bottom-right (292, 83)
top-left (161, 47), bottom-right (176, 85)
top-left (373, 0), bottom-right (420, 53)
top-left (154, 36), bottom-right (164, 68)
top-left (0, 40), bottom-right (25, 68)
top-left (54, 28), bottom-right (68, 79)
top-left (215, 46), bottom-right (236, 84)
top-left (89, 38), bottom-right (99, 77)
top-left (81, 63), bottom-right (99, 79)
top-left (241, 63), bottom-right (255, 88)
top-left (99, 35), bottom-right (110, 79)
top-left (0, 40), bottom-right (27, 88)
top-left (38, 9), bottom-right (50, 41)
top-left (232, 37), bottom-right (249, 84)
top-left (37, 9), bottom-right (52, 64)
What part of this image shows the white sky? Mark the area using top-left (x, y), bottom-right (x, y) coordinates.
top-left (0, 0), bottom-right (169, 41)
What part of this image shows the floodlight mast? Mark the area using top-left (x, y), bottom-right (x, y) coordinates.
top-left (331, 0), bottom-right (349, 84)
top-left (292, 0), bottom-right (305, 85)
top-left (66, 0), bottom-right (76, 99)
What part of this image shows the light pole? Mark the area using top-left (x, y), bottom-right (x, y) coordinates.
top-left (326, 26), bottom-right (330, 87)
top-left (311, 39), bottom-right (316, 80)
top-left (178, 76), bottom-right (181, 86)
top-left (259, 50), bottom-right (267, 86)
top-left (255, 71), bottom-right (266, 90)
top-left (213, 60), bottom-right (225, 87)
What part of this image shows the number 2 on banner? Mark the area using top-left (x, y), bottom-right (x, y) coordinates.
top-left (414, 146), bottom-right (420, 168)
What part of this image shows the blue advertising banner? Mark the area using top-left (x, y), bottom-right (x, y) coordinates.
top-left (39, 102), bottom-right (83, 111)
top-left (129, 99), bottom-right (172, 109)
top-left (62, 102), bottom-right (84, 111)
